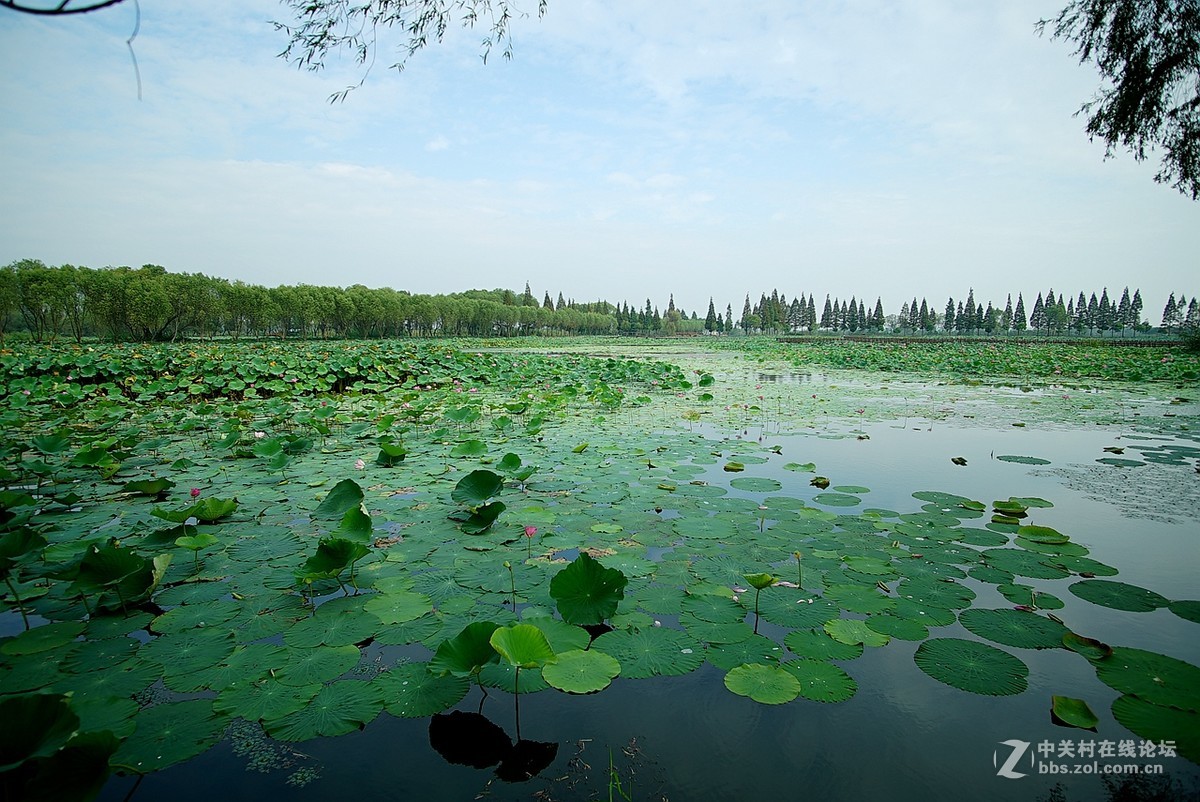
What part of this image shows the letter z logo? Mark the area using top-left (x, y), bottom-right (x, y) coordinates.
top-left (995, 740), bottom-right (1032, 779)
top-left (993, 739), bottom-right (1032, 777)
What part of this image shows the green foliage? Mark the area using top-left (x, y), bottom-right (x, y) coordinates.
top-left (549, 553), bottom-right (628, 625)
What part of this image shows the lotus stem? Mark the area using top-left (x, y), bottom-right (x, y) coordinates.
top-left (4, 575), bottom-right (29, 631)
top-left (753, 587), bottom-right (762, 634)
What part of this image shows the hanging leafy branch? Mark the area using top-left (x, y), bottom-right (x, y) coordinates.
top-left (273, 0), bottom-right (548, 101)
top-left (1038, 0), bottom-right (1200, 200)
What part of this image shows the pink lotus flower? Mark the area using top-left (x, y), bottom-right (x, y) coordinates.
top-left (190, 487), bottom-right (201, 499)
top-left (524, 525), bottom-right (538, 538)
top-left (355, 458), bottom-right (366, 470)
top-left (254, 431), bottom-right (265, 439)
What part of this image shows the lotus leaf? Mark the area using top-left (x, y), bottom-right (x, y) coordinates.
top-left (112, 699), bottom-right (228, 772)
top-left (914, 638), bottom-right (1029, 696)
top-left (549, 553), bottom-right (628, 625)
top-left (1050, 695), bottom-right (1099, 730)
top-left (265, 680), bottom-right (383, 740)
top-left (783, 659), bottom-right (858, 703)
top-left (541, 649), bottom-right (621, 693)
top-left (1069, 580), bottom-right (1170, 612)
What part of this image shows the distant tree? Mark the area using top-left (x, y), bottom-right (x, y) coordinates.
top-left (1087, 292), bottom-right (1099, 332)
top-left (875, 298), bottom-right (887, 331)
top-left (963, 289), bottom-right (977, 333)
top-left (1014, 294), bottom-right (1028, 333)
top-left (1186, 297), bottom-right (1200, 331)
top-left (704, 298), bottom-right (717, 332)
top-left (1003, 294), bottom-right (1014, 332)
top-left (944, 297), bottom-right (956, 333)
top-left (0, 264), bottom-right (17, 343)
top-left (1131, 288), bottom-right (1144, 329)
top-left (542, 291), bottom-right (554, 311)
top-left (1031, 293), bottom-right (1046, 333)
top-left (1117, 286), bottom-right (1131, 332)
top-left (725, 304), bottom-right (734, 333)
top-left (1162, 291), bottom-right (1181, 331)
top-left (1098, 287), bottom-right (1114, 332)
top-left (1038, 0), bottom-right (1200, 199)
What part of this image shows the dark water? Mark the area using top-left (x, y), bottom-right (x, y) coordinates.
top-left (92, 413), bottom-right (1200, 802)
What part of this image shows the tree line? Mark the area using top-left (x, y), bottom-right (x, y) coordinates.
top-left (1, 259), bottom-right (1194, 343)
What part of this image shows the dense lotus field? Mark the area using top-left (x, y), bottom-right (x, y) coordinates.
top-left (0, 338), bottom-right (1197, 800)
top-left (717, 337), bottom-right (1200, 383)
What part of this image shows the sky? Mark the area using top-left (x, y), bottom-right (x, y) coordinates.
top-left (1, 0), bottom-right (1196, 319)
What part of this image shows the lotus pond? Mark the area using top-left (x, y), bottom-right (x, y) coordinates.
top-left (1, 338), bottom-right (1198, 802)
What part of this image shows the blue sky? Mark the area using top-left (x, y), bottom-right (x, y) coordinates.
top-left (1, 0), bottom-right (1195, 318)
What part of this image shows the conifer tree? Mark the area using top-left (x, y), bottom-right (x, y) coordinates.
top-left (875, 298), bottom-right (886, 331)
top-left (1014, 294), bottom-right (1027, 332)
top-left (741, 295), bottom-right (754, 333)
top-left (1131, 289), bottom-right (1144, 330)
top-left (705, 298), bottom-right (717, 332)
top-left (1161, 292), bottom-right (1179, 331)
top-left (1031, 293), bottom-right (1046, 333)
top-left (725, 304), bottom-right (733, 333)
top-left (1097, 288), bottom-right (1113, 332)
top-left (1003, 294), bottom-right (1014, 332)
top-left (542, 292), bottom-right (554, 311)
top-left (944, 297), bottom-right (955, 333)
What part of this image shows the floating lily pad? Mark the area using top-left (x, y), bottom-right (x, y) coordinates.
top-left (825, 584), bottom-right (894, 615)
top-left (363, 591), bottom-right (433, 625)
top-left (723, 663), bottom-right (802, 705)
top-left (1168, 600), bottom-right (1200, 624)
top-left (958, 608), bottom-right (1068, 649)
top-left (783, 659), bottom-right (858, 703)
top-left (1062, 632), bottom-right (1113, 660)
top-left (541, 649), bottom-right (621, 694)
top-left (1, 621), bottom-right (84, 656)
top-left (996, 455), bottom-right (1052, 465)
top-left (812, 493), bottom-right (861, 507)
top-left (1111, 695), bottom-right (1200, 763)
top-left (865, 614), bottom-right (928, 641)
top-left (276, 644), bottom-right (361, 686)
top-left (378, 662), bottom-right (470, 718)
top-left (729, 477), bottom-right (782, 493)
top-left (1051, 695), bottom-right (1098, 730)
top-left (1093, 647), bottom-right (1200, 710)
top-left (214, 678), bottom-right (320, 723)
top-left (113, 699), bottom-right (227, 772)
top-left (265, 680), bottom-right (382, 740)
top-left (913, 638), bottom-right (1028, 696)
top-left (824, 619), bottom-right (890, 648)
top-left (591, 628), bottom-right (703, 678)
top-left (1095, 457), bottom-right (1145, 467)
top-left (706, 635), bottom-right (786, 670)
top-left (1069, 580), bottom-right (1169, 612)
